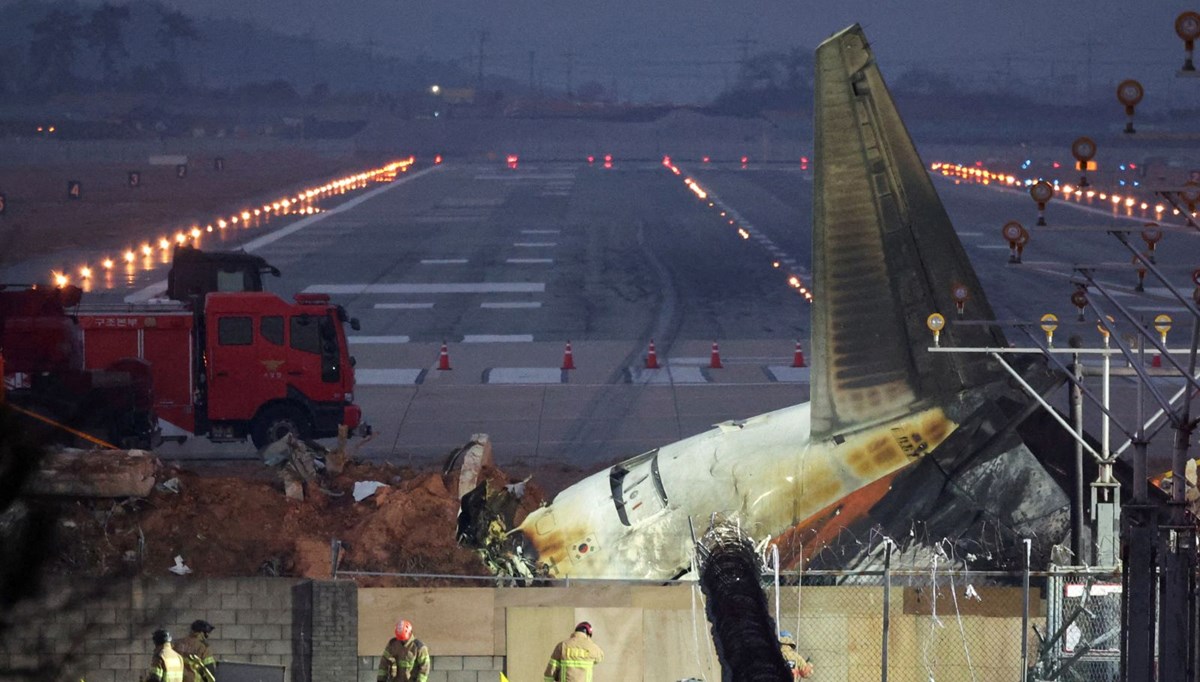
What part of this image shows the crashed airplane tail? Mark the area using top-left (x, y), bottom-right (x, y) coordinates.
top-left (459, 24), bottom-right (1092, 581)
top-left (809, 23), bottom-right (1007, 443)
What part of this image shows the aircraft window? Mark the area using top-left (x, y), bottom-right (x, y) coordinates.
top-left (217, 316), bottom-right (253, 346)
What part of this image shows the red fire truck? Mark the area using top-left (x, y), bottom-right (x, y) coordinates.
top-left (77, 291), bottom-right (365, 448)
top-left (2, 247), bottom-right (367, 450)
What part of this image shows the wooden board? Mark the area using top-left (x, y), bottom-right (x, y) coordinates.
top-left (642, 609), bottom-right (719, 682)
top-left (506, 607), bottom-right (574, 682)
top-left (358, 588), bottom-right (495, 656)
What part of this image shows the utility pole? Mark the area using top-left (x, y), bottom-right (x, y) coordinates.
top-left (476, 30), bottom-right (489, 89)
top-left (562, 49), bottom-right (575, 98)
top-left (735, 33), bottom-right (759, 72)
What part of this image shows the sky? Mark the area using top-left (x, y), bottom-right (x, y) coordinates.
top-left (23, 0), bottom-right (1200, 103)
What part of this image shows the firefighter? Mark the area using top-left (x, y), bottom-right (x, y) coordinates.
top-left (376, 619), bottom-right (430, 682)
top-left (145, 629), bottom-right (184, 682)
top-left (778, 631), bottom-right (814, 679)
top-left (544, 621), bottom-right (604, 682)
top-left (174, 620), bottom-right (217, 682)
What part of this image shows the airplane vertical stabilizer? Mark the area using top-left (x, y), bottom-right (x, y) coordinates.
top-left (810, 25), bottom-right (1007, 441)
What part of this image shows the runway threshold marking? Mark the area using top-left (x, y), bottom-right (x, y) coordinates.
top-left (304, 283), bottom-right (545, 294)
top-left (350, 335), bottom-right (412, 344)
top-left (628, 366), bottom-right (709, 384)
top-left (766, 366), bottom-right (811, 382)
top-left (356, 368), bottom-right (426, 385)
top-left (484, 368), bottom-right (564, 384)
top-left (463, 334), bottom-right (534, 343)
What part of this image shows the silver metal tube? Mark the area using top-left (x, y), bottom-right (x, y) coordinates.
top-left (1022, 539), bottom-right (1031, 682)
top-left (989, 352), bottom-right (1105, 462)
top-left (1073, 352), bottom-right (1085, 562)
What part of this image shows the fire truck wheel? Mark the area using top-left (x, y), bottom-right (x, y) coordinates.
top-left (251, 405), bottom-right (312, 450)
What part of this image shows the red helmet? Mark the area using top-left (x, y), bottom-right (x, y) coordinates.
top-left (575, 622), bottom-right (593, 637)
top-left (395, 620), bottom-right (413, 642)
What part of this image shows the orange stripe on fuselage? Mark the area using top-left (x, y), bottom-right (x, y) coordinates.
top-left (771, 467), bottom-right (907, 570)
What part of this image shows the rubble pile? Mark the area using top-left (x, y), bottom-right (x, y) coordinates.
top-left (36, 443), bottom-right (562, 582)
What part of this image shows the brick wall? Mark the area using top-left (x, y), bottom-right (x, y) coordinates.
top-left (0, 577), bottom-right (304, 682)
top-left (0, 578), bottom-right (508, 682)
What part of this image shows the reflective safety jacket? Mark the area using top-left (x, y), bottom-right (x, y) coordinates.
top-left (174, 632), bottom-right (217, 682)
top-left (543, 632), bottom-right (604, 682)
top-left (146, 644), bottom-right (185, 682)
top-left (377, 637), bottom-right (430, 682)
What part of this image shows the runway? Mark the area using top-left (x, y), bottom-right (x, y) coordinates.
top-left (4, 156), bottom-right (1196, 472)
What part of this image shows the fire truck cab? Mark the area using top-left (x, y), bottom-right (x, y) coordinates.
top-left (203, 292), bottom-right (361, 447)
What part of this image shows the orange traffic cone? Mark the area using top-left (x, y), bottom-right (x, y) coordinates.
top-left (437, 342), bottom-right (452, 370)
top-left (562, 341), bottom-right (576, 370)
top-left (792, 340), bottom-right (807, 368)
top-left (710, 341), bottom-right (723, 369)
top-left (646, 340), bottom-right (660, 369)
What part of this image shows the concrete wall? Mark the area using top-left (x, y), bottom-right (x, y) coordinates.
top-left (0, 578), bottom-right (1034, 682)
top-left (0, 578), bottom-right (304, 682)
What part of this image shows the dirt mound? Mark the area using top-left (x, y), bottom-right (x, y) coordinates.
top-left (47, 460), bottom-right (551, 582)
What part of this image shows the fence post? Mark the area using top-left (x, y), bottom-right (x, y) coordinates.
top-left (1022, 538), bottom-right (1031, 682)
top-left (773, 545), bottom-right (781, 635)
top-left (882, 539), bottom-right (892, 682)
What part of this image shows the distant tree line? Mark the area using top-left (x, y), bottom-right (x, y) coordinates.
top-left (709, 48), bottom-right (814, 116)
top-left (0, 0), bottom-right (199, 96)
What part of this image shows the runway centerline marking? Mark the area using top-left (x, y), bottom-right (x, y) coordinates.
top-left (421, 258), bottom-right (468, 264)
top-left (374, 303), bottom-right (435, 309)
top-left (513, 242), bottom-right (557, 247)
top-left (506, 258), bottom-right (554, 264)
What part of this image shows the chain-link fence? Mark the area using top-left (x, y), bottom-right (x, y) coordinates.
top-left (335, 543), bottom-right (1137, 681)
top-left (761, 565), bottom-right (1124, 682)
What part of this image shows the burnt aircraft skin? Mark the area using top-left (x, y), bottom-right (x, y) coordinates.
top-left (475, 24), bottom-right (1080, 580)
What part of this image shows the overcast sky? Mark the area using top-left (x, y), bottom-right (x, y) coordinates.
top-left (40, 0), bottom-right (1200, 103)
